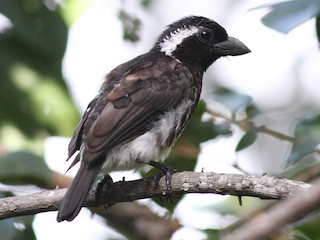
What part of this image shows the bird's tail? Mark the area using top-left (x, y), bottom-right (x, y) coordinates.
top-left (57, 161), bottom-right (103, 222)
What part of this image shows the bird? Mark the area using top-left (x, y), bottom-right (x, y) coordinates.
top-left (57, 15), bottom-right (250, 222)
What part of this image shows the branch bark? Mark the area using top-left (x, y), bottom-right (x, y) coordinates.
top-left (0, 171), bottom-right (310, 220)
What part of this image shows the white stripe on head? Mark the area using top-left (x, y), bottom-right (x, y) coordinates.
top-left (159, 26), bottom-right (198, 57)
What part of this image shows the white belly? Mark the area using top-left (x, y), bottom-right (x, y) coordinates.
top-left (100, 99), bottom-right (193, 173)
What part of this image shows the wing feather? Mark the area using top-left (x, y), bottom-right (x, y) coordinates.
top-left (67, 56), bottom-right (195, 166)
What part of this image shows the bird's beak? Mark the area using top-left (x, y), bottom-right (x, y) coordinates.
top-left (214, 37), bottom-right (250, 56)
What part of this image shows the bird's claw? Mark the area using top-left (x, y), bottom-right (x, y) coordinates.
top-left (149, 160), bottom-right (177, 193)
top-left (95, 174), bottom-right (113, 204)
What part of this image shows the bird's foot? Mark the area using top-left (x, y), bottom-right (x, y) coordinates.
top-left (95, 174), bottom-right (113, 204)
top-left (149, 160), bottom-right (177, 193)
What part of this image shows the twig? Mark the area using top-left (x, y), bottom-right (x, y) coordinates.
top-left (257, 125), bottom-right (295, 142)
top-left (207, 109), bottom-right (294, 142)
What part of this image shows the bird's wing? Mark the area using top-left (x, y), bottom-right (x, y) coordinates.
top-left (68, 57), bottom-right (195, 165)
top-left (67, 98), bottom-right (96, 158)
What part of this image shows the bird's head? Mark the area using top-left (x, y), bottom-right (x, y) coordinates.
top-left (154, 16), bottom-right (250, 72)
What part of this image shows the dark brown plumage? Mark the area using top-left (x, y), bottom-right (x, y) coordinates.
top-left (57, 16), bottom-right (250, 222)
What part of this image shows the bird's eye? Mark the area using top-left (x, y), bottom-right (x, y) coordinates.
top-left (198, 30), bottom-right (213, 43)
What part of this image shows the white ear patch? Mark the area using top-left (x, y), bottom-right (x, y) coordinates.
top-left (160, 26), bottom-right (198, 57)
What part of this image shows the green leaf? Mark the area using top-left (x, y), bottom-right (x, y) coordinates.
top-left (203, 229), bottom-right (220, 240)
top-left (0, 151), bottom-right (52, 187)
top-left (236, 128), bottom-right (258, 152)
top-left (295, 214), bottom-right (320, 240)
top-left (0, 0), bottom-right (67, 64)
top-left (244, 104), bottom-right (262, 119)
top-left (118, 10), bottom-right (141, 42)
top-left (254, 0), bottom-right (320, 33)
top-left (286, 114), bottom-right (320, 165)
top-left (212, 88), bottom-right (252, 113)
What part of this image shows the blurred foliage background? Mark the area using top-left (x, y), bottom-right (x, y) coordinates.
top-left (1, 0), bottom-right (320, 239)
top-left (0, 0), bottom-right (79, 151)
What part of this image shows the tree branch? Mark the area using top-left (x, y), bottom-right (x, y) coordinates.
top-left (0, 171), bottom-right (311, 220)
top-left (221, 180), bottom-right (320, 240)
top-left (92, 202), bottom-right (180, 240)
